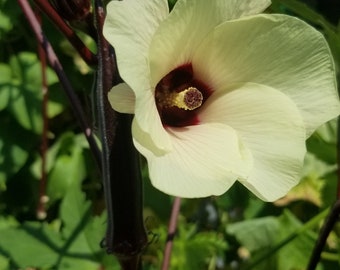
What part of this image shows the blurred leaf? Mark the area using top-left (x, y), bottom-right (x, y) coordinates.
top-left (0, 64), bottom-right (12, 110)
top-left (47, 83), bottom-right (68, 118)
top-left (243, 197), bottom-right (266, 220)
top-left (314, 120), bottom-right (337, 144)
top-left (275, 153), bottom-right (336, 207)
top-left (227, 216), bottom-right (279, 252)
top-left (0, 0), bottom-right (20, 37)
top-left (60, 34), bottom-right (96, 75)
top-left (227, 210), bottom-right (318, 270)
top-left (58, 257), bottom-right (101, 270)
top-left (275, 210), bottom-right (318, 270)
top-left (0, 254), bottom-right (9, 270)
top-left (321, 173), bottom-right (338, 208)
top-left (30, 132), bottom-right (88, 203)
top-left (0, 216), bottom-right (19, 230)
top-left (0, 118), bottom-right (32, 190)
top-left (0, 222), bottom-right (62, 268)
top-left (171, 223), bottom-right (227, 270)
top-left (4, 52), bottom-right (60, 133)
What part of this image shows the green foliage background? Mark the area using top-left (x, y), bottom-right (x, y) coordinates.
top-left (0, 0), bottom-right (339, 269)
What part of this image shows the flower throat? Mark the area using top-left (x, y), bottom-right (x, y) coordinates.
top-left (155, 64), bottom-right (212, 127)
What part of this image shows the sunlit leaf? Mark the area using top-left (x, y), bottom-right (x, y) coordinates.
top-left (5, 52), bottom-right (60, 133)
top-left (47, 134), bottom-right (87, 202)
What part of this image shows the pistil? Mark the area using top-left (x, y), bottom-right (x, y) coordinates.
top-left (158, 87), bottom-right (203, 111)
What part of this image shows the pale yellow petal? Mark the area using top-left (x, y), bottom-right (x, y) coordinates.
top-left (134, 123), bottom-right (252, 198)
top-left (133, 91), bottom-right (172, 152)
top-left (149, 0), bottom-right (270, 87)
top-left (193, 14), bottom-right (340, 137)
top-left (108, 83), bottom-right (135, 114)
top-left (103, 0), bottom-right (168, 92)
top-left (200, 83), bottom-right (306, 201)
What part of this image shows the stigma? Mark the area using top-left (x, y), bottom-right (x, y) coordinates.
top-left (173, 87), bottom-right (203, 110)
top-left (159, 87), bottom-right (203, 111)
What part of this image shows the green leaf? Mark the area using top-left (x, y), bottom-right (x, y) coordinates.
top-left (307, 120), bottom-right (337, 164)
top-left (30, 132), bottom-right (87, 203)
top-left (276, 211), bottom-right (317, 270)
top-left (0, 118), bottom-right (32, 190)
top-left (227, 216), bottom-right (280, 252)
top-left (47, 136), bottom-right (87, 203)
top-left (60, 178), bottom-right (91, 239)
top-left (0, 254), bottom-right (9, 270)
top-left (0, 222), bottom-right (62, 268)
top-left (5, 52), bottom-right (59, 133)
top-left (0, 64), bottom-right (12, 110)
top-left (170, 223), bottom-right (227, 270)
top-left (227, 210), bottom-right (319, 270)
top-left (57, 181), bottom-right (110, 269)
top-left (0, 0), bottom-right (20, 36)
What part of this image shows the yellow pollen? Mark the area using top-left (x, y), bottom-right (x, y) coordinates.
top-left (160, 87), bottom-right (203, 110)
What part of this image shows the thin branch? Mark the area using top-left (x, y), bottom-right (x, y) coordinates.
top-left (36, 8), bottom-right (48, 220)
top-left (307, 200), bottom-right (340, 270)
top-left (18, 0), bottom-right (102, 171)
top-left (162, 197), bottom-right (181, 270)
top-left (32, 0), bottom-right (97, 66)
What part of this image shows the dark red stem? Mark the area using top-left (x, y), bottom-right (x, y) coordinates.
top-left (33, 0), bottom-right (97, 66)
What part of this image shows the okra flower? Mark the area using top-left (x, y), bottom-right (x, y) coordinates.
top-left (103, 0), bottom-right (340, 201)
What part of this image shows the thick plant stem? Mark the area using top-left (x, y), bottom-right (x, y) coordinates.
top-left (162, 197), bottom-right (181, 270)
top-left (94, 0), bottom-right (147, 268)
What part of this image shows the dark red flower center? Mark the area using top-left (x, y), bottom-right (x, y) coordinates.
top-left (155, 64), bottom-right (212, 127)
